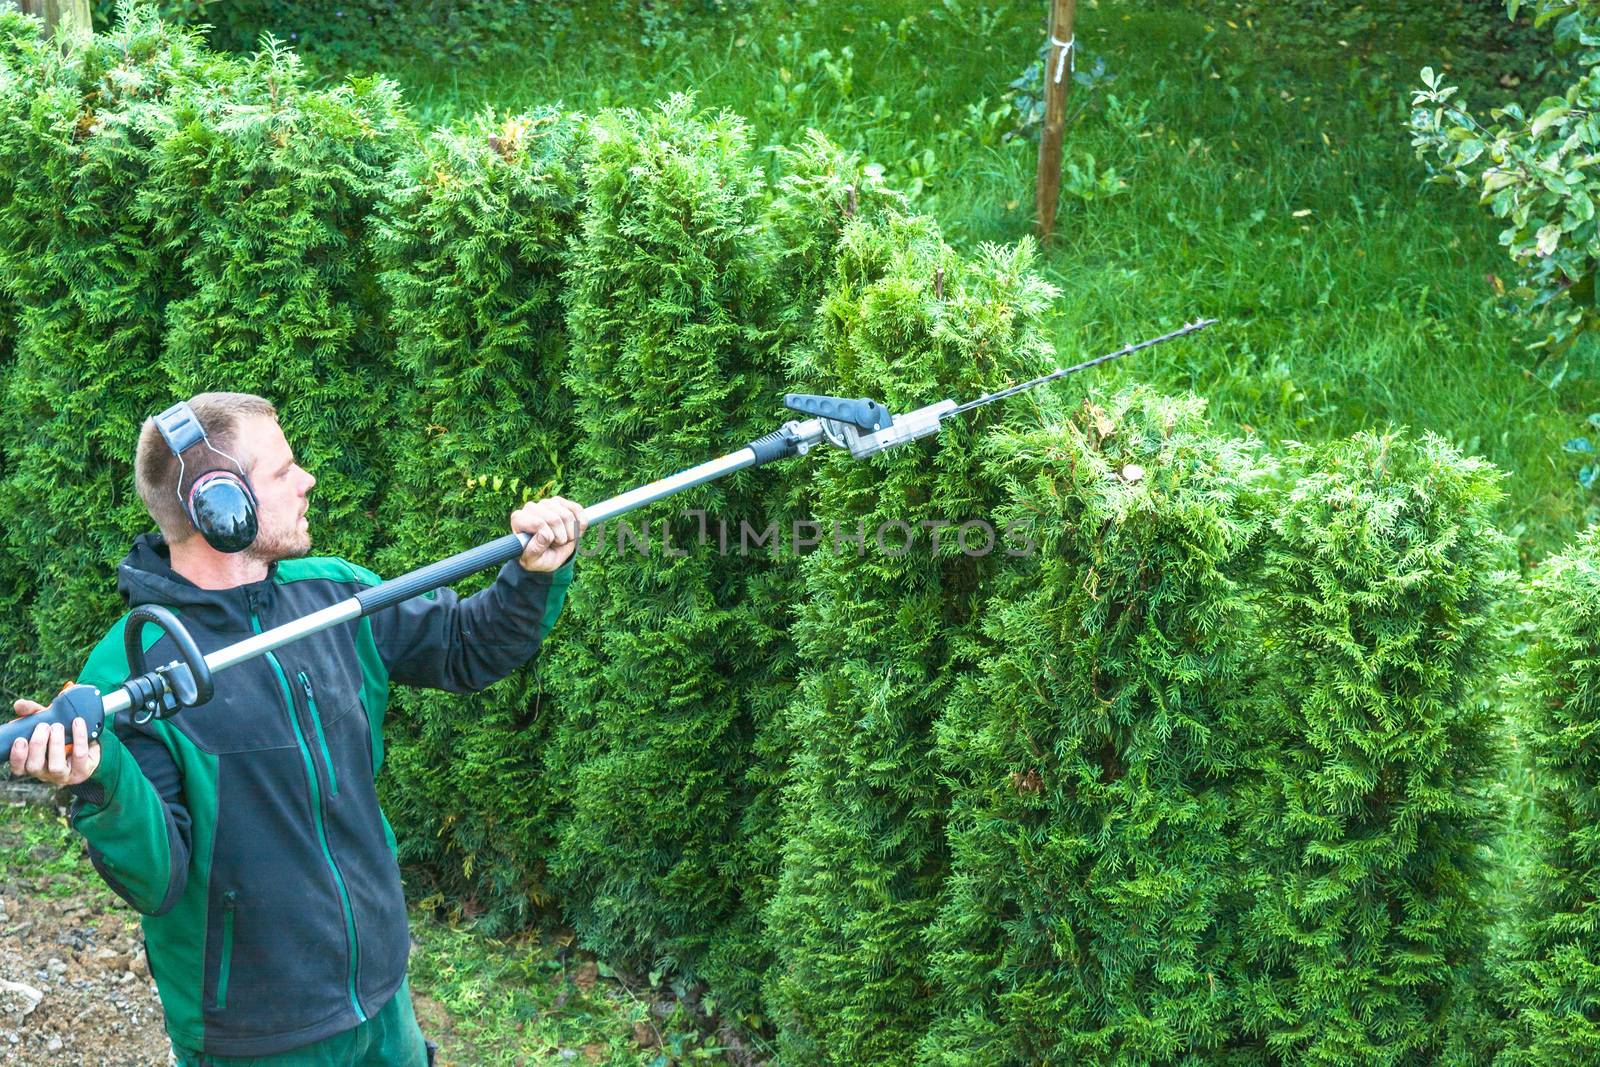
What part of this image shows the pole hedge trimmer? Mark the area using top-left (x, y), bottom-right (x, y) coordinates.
top-left (0, 318), bottom-right (1215, 753)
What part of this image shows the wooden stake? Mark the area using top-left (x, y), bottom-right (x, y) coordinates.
top-left (6, 0), bottom-right (91, 36)
top-left (1035, 0), bottom-right (1078, 243)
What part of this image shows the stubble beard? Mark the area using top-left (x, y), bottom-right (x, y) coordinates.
top-left (247, 517), bottom-right (312, 565)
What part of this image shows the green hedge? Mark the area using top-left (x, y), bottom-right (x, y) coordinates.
top-left (1499, 530), bottom-right (1600, 1065)
top-left (0, 10), bottom-right (226, 692)
top-left (0, 10), bottom-right (1586, 1064)
top-left (923, 391), bottom-right (1273, 1065)
top-left (763, 217), bottom-right (1059, 1064)
top-left (765, 131), bottom-right (909, 347)
top-left (919, 417), bottom-right (1511, 1066)
top-left (540, 96), bottom-right (794, 1002)
top-left (1232, 433), bottom-right (1509, 1064)
top-left (0, 11), bottom-right (37, 696)
top-left (370, 107), bottom-right (587, 930)
top-left (142, 39), bottom-right (409, 565)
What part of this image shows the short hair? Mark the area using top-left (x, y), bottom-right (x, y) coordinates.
top-left (135, 392), bottom-right (278, 544)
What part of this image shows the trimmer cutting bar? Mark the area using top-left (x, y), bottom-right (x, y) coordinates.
top-left (947, 317), bottom-right (1218, 418)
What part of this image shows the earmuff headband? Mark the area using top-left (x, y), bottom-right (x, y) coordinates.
top-left (153, 402), bottom-right (208, 457)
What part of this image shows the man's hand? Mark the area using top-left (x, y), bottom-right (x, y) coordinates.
top-left (512, 496), bottom-right (588, 573)
top-left (7, 698), bottom-right (100, 786)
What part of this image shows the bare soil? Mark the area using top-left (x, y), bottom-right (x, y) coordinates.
top-left (0, 780), bottom-right (762, 1066)
top-left (0, 786), bottom-right (170, 1067)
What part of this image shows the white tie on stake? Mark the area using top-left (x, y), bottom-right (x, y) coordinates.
top-left (1051, 34), bottom-right (1075, 84)
top-left (1, 320), bottom-right (1219, 752)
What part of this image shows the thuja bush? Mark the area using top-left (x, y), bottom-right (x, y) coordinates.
top-left (922, 391), bottom-right (1273, 1066)
top-left (540, 96), bottom-right (793, 1000)
top-left (0, 11), bottom-right (36, 694)
top-left (1498, 529), bottom-right (1600, 1065)
top-left (0, 6), bottom-right (33, 59)
top-left (679, 129), bottom-right (912, 1013)
top-left (0, 8), bottom-right (228, 693)
top-left (141, 38), bottom-right (410, 565)
top-left (1230, 433), bottom-right (1509, 1064)
top-left (369, 107), bottom-right (587, 929)
top-left (765, 131), bottom-right (907, 350)
top-left (764, 215), bottom-right (1058, 1064)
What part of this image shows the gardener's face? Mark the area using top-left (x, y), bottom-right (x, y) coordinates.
top-left (238, 415), bottom-right (316, 563)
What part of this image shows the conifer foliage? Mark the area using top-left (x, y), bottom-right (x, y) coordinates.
top-left (140, 38), bottom-right (409, 565)
top-left (765, 131), bottom-right (907, 348)
top-left (0, 10), bottom-right (37, 693)
top-left (764, 216), bottom-right (1058, 1065)
top-left (0, 10), bottom-right (225, 692)
top-left (540, 96), bottom-right (790, 991)
top-left (0, 11), bottom-right (27, 391)
top-left (1231, 434), bottom-right (1508, 1064)
top-left (1500, 528), bottom-right (1600, 1065)
top-left (370, 107), bottom-right (588, 929)
top-left (923, 391), bottom-right (1273, 1065)
top-left (0, 11), bottom-right (1563, 1063)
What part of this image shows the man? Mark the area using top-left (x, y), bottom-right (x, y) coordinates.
top-left (6, 392), bottom-right (586, 1065)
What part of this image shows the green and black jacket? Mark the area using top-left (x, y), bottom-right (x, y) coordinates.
top-left (69, 532), bottom-right (572, 1057)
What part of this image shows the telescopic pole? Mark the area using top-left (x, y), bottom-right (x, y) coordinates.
top-left (0, 319), bottom-right (1214, 752)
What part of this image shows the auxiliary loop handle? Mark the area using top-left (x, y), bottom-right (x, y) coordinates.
top-left (124, 605), bottom-right (213, 724)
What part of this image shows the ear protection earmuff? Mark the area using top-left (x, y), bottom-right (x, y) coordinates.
top-left (152, 401), bottom-right (259, 554)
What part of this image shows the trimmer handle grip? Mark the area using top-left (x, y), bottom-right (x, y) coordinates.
top-left (0, 685), bottom-right (108, 755)
top-left (782, 394), bottom-right (891, 432)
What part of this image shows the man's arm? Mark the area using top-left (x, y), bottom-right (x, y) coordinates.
top-left (70, 723), bottom-right (192, 916)
top-left (369, 557), bottom-right (574, 693)
top-left (369, 497), bottom-right (584, 693)
top-left (8, 699), bottom-right (192, 917)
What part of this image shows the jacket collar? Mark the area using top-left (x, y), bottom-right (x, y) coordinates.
top-left (117, 532), bottom-right (279, 632)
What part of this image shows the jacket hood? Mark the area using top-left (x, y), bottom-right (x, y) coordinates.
top-left (117, 532), bottom-right (279, 634)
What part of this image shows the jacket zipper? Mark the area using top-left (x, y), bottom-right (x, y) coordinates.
top-left (216, 890), bottom-right (237, 1010)
top-left (299, 672), bottom-right (339, 797)
top-left (249, 598), bottom-right (366, 1023)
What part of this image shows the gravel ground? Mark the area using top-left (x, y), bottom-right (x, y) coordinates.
top-left (0, 780), bottom-right (756, 1066)
top-left (0, 787), bottom-right (171, 1067)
